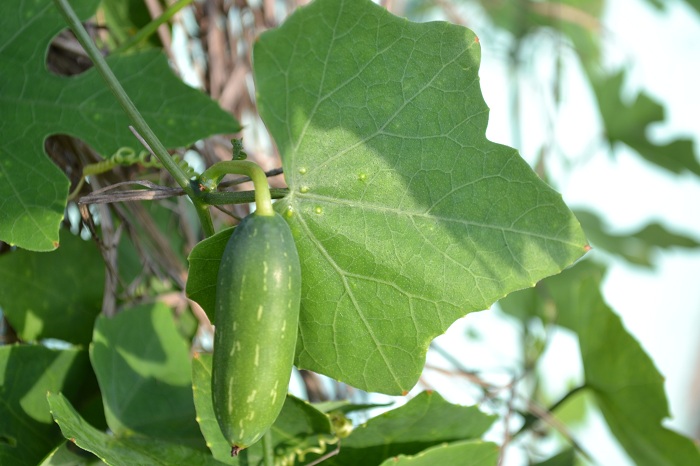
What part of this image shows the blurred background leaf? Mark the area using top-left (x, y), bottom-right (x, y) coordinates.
top-left (90, 302), bottom-right (204, 449)
top-left (0, 231), bottom-right (103, 344)
top-left (0, 345), bottom-right (95, 466)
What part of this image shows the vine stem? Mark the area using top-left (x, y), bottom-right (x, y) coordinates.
top-left (201, 161), bottom-right (275, 217)
top-left (262, 429), bottom-right (274, 466)
top-left (52, 0), bottom-right (215, 237)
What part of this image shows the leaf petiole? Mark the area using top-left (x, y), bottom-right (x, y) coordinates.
top-left (200, 161), bottom-right (275, 217)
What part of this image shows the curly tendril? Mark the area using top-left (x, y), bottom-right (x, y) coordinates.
top-left (68, 147), bottom-right (198, 200)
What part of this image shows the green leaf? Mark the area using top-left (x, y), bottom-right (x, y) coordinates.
top-left (191, 353), bottom-right (336, 465)
top-left (38, 442), bottom-right (105, 466)
top-left (312, 400), bottom-right (393, 415)
top-left (0, 0), bottom-right (240, 251)
top-left (253, 0), bottom-right (587, 394)
top-left (0, 230), bottom-right (104, 345)
top-left (47, 393), bottom-right (226, 466)
top-left (682, 0), bottom-right (700, 15)
top-left (574, 210), bottom-right (700, 267)
top-left (320, 391), bottom-right (496, 466)
top-left (186, 227), bottom-right (234, 321)
top-left (0, 345), bottom-right (92, 466)
top-left (532, 448), bottom-right (575, 466)
top-left (101, 0), bottom-right (161, 49)
top-left (377, 440), bottom-right (498, 466)
top-left (558, 272), bottom-right (700, 465)
top-left (591, 70), bottom-right (700, 177)
top-left (501, 261), bottom-right (700, 465)
top-left (89, 303), bottom-right (205, 450)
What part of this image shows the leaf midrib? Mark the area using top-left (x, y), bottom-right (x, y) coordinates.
top-left (293, 192), bottom-right (579, 247)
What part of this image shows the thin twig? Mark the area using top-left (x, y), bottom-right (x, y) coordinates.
top-left (76, 168), bottom-right (286, 205)
top-left (303, 443), bottom-right (341, 466)
top-left (497, 379), bottom-right (518, 466)
top-left (525, 398), bottom-right (594, 462)
top-left (78, 180), bottom-right (184, 205)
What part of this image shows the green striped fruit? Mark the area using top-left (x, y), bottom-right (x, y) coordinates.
top-left (211, 212), bottom-right (301, 454)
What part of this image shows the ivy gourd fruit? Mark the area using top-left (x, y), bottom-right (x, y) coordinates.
top-left (211, 211), bottom-right (301, 455)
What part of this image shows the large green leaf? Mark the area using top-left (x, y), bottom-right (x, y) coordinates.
top-left (0, 0), bottom-right (240, 251)
top-left (500, 261), bottom-right (700, 465)
top-left (191, 354), bottom-right (336, 465)
top-left (0, 230), bottom-right (104, 345)
top-left (252, 0), bottom-right (587, 394)
top-left (47, 393), bottom-right (225, 466)
top-left (0, 345), bottom-right (92, 466)
top-left (377, 440), bottom-right (498, 466)
top-left (319, 391), bottom-right (496, 466)
top-left (89, 303), bottom-right (204, 450)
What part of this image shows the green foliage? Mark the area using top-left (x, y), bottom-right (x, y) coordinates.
top-left (315, 391), bottom-right (496, 466)
top-left (376, 440), bottom-right (499, 466)
top-left (500, 261), bottom-right (700, 465)
top-left (0, 345), bottom-right (93, 466)
top-left (90, 303), bottom-right (204, 449)
top-left (0, 231), bottom-right (104, 344)
top-left (253, 0), bottom-right (587, 395)
top-left (100, 0), bottom-right (161, 49)
top-left (532, 448), bottom-right (575, 466)
top-left (0, 0), bottom-right (239, 251)
top-left (1, 0), bottom-right (698, 465)
top-left (47, 393), bottom-right (225, 466)
top-left (574, 209), bottom-right (700, 267)
top-left (591, 70), bottom-right (700, 176)
top-left (38, 441), bottom-right (105, 465)
top-left (186, 227), bottom-right (234, 320)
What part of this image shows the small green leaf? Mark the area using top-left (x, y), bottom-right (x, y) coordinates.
top-left (574, 210), bottom-right (700, 267)
top-left (0, 230), bottom-right (104, 345)
top-left (0, 0), bottom-right (240, 251)
top-left (254, 0), bottom-right (587, 394)
top-left (38, 442), bottom-right (105, 466)
top-left (101, 0), bottom-right (161, 49)
top-left (377, 440), bottom-right (499, 466)
top-left (312, 400), bottom-right (393, 415)
top-left (90, 303), bottom-right (205, 450)
top-left (47, 393), bottom-right (226, 466)
top-left (186, 228), bottom-right (234, 321)
top-left (591, 69), bottom-right (700, 177)
top-left (531, 448), bottom-right (575, 466)
top-left (191, 354), bottom-right (336, 465)
top-left (0, 345), bottom-right (91, 466)
top-left (319, 391), bottom-right (496, 466)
